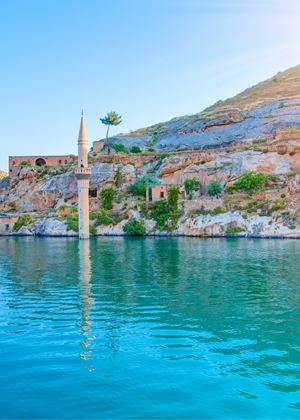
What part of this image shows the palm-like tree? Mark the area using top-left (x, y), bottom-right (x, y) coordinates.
top-left (100, 111), bottom-right (122, 154)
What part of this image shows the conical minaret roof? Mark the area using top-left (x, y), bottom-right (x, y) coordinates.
top-left (78, 110), bottom-right (88, 143)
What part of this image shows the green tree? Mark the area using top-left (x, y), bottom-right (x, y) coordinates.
top-left (123, 218), bottom-right (146, 235)
top-left (129, 175), bottom-right (158, 197)
top-left (168, 186), bottom-right (180, 209)
top-left (184, 178), bottom-right (199, 196)
top-left (100, 111), bottom-right (122, 154)
top-left (99, 187), bottom-right (117, 210)
top-left (233, 172), bottom-right (267, 192)
top-left (207, 180), bottom-right (222, 196)
top-left (152, 199), bottom-right (169, 229)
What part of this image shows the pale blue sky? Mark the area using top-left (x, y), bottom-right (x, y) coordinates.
top-left (1, 0), bottom-right (300, 170)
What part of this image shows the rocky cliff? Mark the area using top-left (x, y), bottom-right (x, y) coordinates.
top-left (99, 65), bottom-right (300, 151)
top-left (2, 65), bottom-right (300, 238)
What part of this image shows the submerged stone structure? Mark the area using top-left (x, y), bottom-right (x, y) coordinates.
top-left (76, 112), bottom-right (91, 239)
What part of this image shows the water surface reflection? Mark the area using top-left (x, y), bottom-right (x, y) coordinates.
top-left (0, 237), bottom-right (300, 419)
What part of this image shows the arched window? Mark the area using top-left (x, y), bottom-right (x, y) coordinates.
top-left (35, 158), bottom-right (46, 167)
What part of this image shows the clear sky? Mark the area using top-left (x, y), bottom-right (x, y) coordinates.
top-left (1, 0), bottom-right (300, 170)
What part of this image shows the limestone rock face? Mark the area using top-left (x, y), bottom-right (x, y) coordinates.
top-left (18, 167), bottom-right (36, 180)
top-left (3, 171), bottom-right (77, 212)
top-left (159, 150), bottom-right (293, 187)
top-left (288, 174), bottom-right (300, 194)
top-left (39, 171), bottom-right (77, 199)
top-left (97, 66), bottom-right (300, 151)
top-left (96, 220), bottom-right (127, 236)
top-left (90, 163), bottom-right (135, 188)
top-left (177, 212), bottom-right (300, 238)
top-left (15, 218), bottom-right (75, 236)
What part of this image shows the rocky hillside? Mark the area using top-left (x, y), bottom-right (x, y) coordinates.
top-left (0, 170), bottom-right (7, 180)
top-left (2, 64), bottom-right (300, 238)
top-left (103, 65), bottom-right (300, 151)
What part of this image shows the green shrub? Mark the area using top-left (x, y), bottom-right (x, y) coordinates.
top-left (233, 172), bottom-right (267, 192)
top-left (20, 161), bottom-right (31, 166)
top-left (112, 144), bottom-right (128, 153)
top-left (130, 146), bottom-right (142, 153)
top-left (184, 178), bottom-right (199, 195)
top-left (123, 218), bottom-right (146, 235)
top-left (91, 209), bottom-right (114, 225)
top-left (152, 199), bottom-right (169, 229)
top-left (12, 214), bottom-right (34, 232)
top-left (288, 225), bottom-right (296, 230)
top-left (150, 198), bottom-right (182, 231)
top-left (66, 215), bottom-right (79, 232)
top-left (89, 225), bottom-right (97, 235)
top-left (268, 174), bottom-right (280, 183)
top-left (189, 208), bottom-right (210, 216)
top-left (114, 167), bottom-right (123, 188)
top-left (99, 187), bottom-right (117, 210)
top-left (168, 186), bottom-right (180, 209)
top-left (211, 206), bottom-right (226, 215)
top-left (226, 225), bottom-right (245, 235)
top-left (157, 151), bottom-right (170, 160)
top-left (207, 180), bottom-right (222, 196)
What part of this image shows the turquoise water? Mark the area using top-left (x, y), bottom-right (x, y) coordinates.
top-left (1, 237), bottom-right (300, 419)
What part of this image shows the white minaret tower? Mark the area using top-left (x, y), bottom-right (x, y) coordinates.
top-left (76, 111), bottom-right (91, 240)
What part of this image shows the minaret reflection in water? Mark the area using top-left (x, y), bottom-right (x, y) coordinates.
top-left (78, 240), bottom-right (94, 370)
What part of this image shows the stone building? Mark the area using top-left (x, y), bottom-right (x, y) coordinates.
top-left (92, 140), bottom-right (105, 153)
top-left (151, 185), bottom-right (168, 202)
top-left (9, 155), bottom-right (76, 174)
top-left (151, 184), bottom-right (185, 202)
top-left (0, 214), bottom-right (18, 234)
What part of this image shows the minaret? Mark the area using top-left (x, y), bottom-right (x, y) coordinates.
top-left (76, 111), bottom-right (91, 239)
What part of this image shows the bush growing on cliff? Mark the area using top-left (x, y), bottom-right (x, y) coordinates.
top-left (123, 218), bottom-right (146, 235)
top-left (233, 172), bottom-right (267, 192)
top-left (90, 209), bottom-right (114, 225)
top-left (99, 187), bottom-right (117, 210)
top-left (114, 167), bottom-right (123, 188)
top-left (152, 199), bottom-right (169, 229)
top-left (12, 215), bottom-right (34, 232)
top-left (20, 161), bottom-right (31, 167)
top-left (168, 186), bottom-right (180, 209)
top-left (207, 180), bottom-right (222, 196)
top-left (184, 178), bottom-right (199, 196)
top-left (112, 144), bottom-right (128, 153)
top-left (226, 225), bottom-right (245, 235)
top-left (89, 225), bottom-right (97, 235)
top-left (151, 198), bottom-right (182, 231)
top-left (130, 146), bottom-right (142, 154)
top-left (66, 215), bottom-right (78, 232)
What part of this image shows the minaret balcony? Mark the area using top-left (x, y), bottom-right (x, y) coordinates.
top-left (76, 166), bottom-right (91, 179)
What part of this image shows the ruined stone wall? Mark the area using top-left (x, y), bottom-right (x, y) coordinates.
top-left (9, 155), bottom-right (76, 173)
